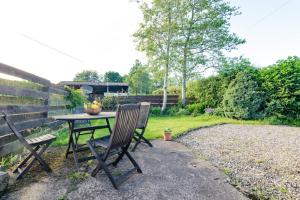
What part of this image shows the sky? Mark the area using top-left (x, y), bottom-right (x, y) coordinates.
top-left (0, 0), bottom-right (299, 83)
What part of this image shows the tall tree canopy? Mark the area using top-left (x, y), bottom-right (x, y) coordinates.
top-left (174, 0), bottom-right (245, 106)
top-left (134, 0), bottom-right (180, 112)
top-left (135, 0), bottom-right (244, 108)
top-left (73, 70), bottom-right (101, 82)
top-left (103, 71), bottom-right (123, 83)
top-left (127, 60), bottom-right (152, 94)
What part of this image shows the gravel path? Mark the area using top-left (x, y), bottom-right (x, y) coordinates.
top-left (1, 140), bottom-right (246, 200)
top-left (178, 124), bottom-right (300, 199)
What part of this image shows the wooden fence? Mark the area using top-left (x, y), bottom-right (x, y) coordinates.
top-left (116, 95), bottom-right (179, 107)
top-left (0, 63), bottom-right (179, 155)
top-left (0, 63), bottom-right (70, 154)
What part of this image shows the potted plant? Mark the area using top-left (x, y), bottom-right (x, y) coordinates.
top-left (163, 128), bottom-right (172, 141)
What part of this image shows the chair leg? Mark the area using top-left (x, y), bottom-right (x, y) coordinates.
top-left (16, 143), bottom-right (52, 179)
top-left (36, 143), bottom-right (52, 172)
top-left (87, 141), bottom-right (118, 189)
top-left (141, 135), bottom-right (153, 147)
top-left (13, 146), bottom-right (40, 173)
top-left (132, 129), bottom-right (153, 151)
top-left (131, 140), bottom-right (140, 152)
top-left (94, 160), bottom-right (118, 189)
top-left (124, 149), bottom-right (142, 173)
top-left (112, 150), bottom-right (126, 167)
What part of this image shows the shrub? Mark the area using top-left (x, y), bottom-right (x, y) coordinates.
top-left (64, 86), bottom-right (86, 110)
top-left (101, 96), bottom-right (118, 111)
top-left (186, 103), bottom-right (206, 115)
top-left (152, 86), bottom-right (181, 95)
top-left (187, 76), bottom-right (224, 108)
top-left (176, 108), bottom-right (190, 116)
top-left (221, 71), bottom-right (265, 119)
top-left (261, 56), bottom-right (300, 119)
top-left (150, 107), bottom-right (161, 116)
top-left (165, 106), bottom-right (179, 115)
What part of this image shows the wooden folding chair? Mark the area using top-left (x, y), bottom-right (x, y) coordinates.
top-left (131, 102), bottom-right (153, 152)
top-left (1, 112), bottom-right (56, 180)
top-left (86, 104), bottom-right (142, 189)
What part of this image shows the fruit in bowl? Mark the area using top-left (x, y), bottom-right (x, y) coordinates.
top-left (84, 100), bottom-right (102, 115)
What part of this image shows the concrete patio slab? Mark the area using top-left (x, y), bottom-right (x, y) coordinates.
top-left (1, 140), bottom-right (247, 200)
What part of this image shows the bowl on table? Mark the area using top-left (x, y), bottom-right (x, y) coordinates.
top-left (84, 107), bottom-right (101, 115)
top-left (84, 101), bottom-right (102, 115)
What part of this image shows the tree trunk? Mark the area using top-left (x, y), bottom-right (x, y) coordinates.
top-left (162, 65), bottom-right (169, 112)
top-left (162, 2), bottom-right (172, 113)
top-left (181, 60), bottom-right (187, 107)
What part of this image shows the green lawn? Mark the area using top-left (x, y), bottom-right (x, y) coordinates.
top-left (52, 114), bottom-right (266, 146)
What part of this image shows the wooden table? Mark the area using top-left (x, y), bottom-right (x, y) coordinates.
top-left (52, 112), bottom-right (116, 169)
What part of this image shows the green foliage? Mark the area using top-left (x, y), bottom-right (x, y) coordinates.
top-left (73, 70), bottom-right (101, 82)
top-left (176, 108), bottom-right (190, 116)
top-left (64, 86), bottom-right (86, 110)
top-left (187, 76), bottom-right (224, 108)
top-left (150, 107), bottom-right (162, 116)
top-left (127, 60), bottom-right (152, 94)
top-left (221, 72), bottom-right (265, 119)
top-left (219, 57), bottom-right (260, 85)
top-left (68, 172), bottom-right (89, 183)
top-left (261, 56), bottom-right (300, 119)
top-left (103, 71), bottom-right (123, 83)
top-left (101, 96), bottom-right (118, 111)
top-left (0, 154), bottom-right (20, 169)
top-left (152, 86), bottom-right (181, 95)
top-left (186, 103), bottom-right (206, 115)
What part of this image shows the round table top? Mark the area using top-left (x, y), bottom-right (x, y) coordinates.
top-left (52, 112), bottom-right (116, 121)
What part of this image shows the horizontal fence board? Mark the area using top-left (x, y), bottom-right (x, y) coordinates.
top-left (115, 95), bottom-right (179, 106)
top-left (0, 96), bottom-right (46, 106)
top-left (0, 105), bottom-right (48, 114)
top-left (49, 87), bottom-right (67, 96)
top-left (0, 63), bottom-right (50, 86)
top-left (49, 105), bottom-right (67, 111)
top-left (0, 118), bottom-right (46, 137)
top-left (0, 112), bottom-right (46, 126)
top-left (0, 85), bottom-right (49, 99)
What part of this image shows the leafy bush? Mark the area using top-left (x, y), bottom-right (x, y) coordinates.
top-left (150, 107), bottom-right (162, 116)
top-left (64, 86), bottom-right (86, 110)
top-left (165, 106), bottom-right (179, 115)
top-left (221, 72), bottom-right (265, 119)
top-left (152, 86), bottom-right (181, 95)
top-left (219, 57), bottom-right (260, 87)
top-left (176, 108), bottom-right (190, 116)
top-left (186, 103), bottom-right (206, 115)
top-left (101, 96), bottom-right (118, 111)
top-left (187, 76), bottom-right (224, 108)
top-left (261, 56), bottom-right (300, 119)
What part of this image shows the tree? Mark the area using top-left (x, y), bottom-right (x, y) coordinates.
top-left (174, 0), bottom-right (245, 106)
top-left (134, 0), bottom-right (180, 112)
top-left (127, 60), bottom-right (152, 94)
top-left (222, 72), bottom-right (265, 119)
top-left (73, 70), bottom-right (101, 82)
top-left (103, 71), bottom-right (123, 82)
top-left (261, 56), bottom-right (300, 119)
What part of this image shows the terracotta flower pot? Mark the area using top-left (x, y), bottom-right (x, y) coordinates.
top-left (163, 132), bottom-right (172, 141)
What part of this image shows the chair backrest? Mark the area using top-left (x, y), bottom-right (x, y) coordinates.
top-left (136, 102), bottom-right (151, 129)
top-left (1, 112), bottom-right (34, 150)
top-left (107, 104), bottom-right (140, 151)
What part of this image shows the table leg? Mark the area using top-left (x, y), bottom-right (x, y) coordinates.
top-left (65, 121), bottom-right (73, 158)
top-left (65, 121), bottom-right (80, 169)
top-left (106, 118), bottom-right (112, 134)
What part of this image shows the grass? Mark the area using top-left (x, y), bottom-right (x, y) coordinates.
top-left (52, 114), bottom-right (267, 146)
